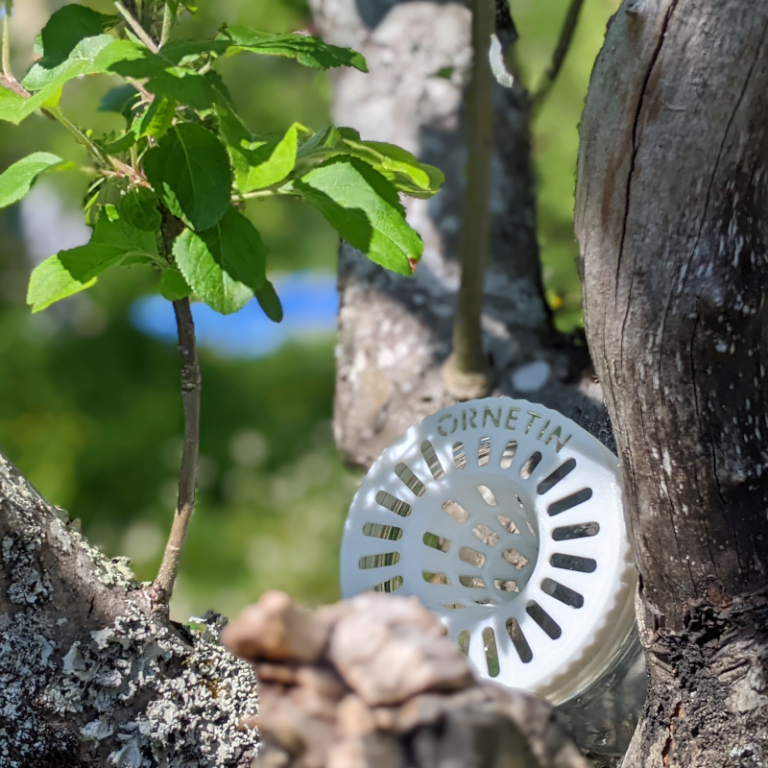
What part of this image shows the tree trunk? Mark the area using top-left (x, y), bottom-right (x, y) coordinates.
top-left (0, 452), bottom-right (259, 767)
top-left (309, 0), bottom-right (612, 469)
top-left (575, 1), bottom-right (768, 764)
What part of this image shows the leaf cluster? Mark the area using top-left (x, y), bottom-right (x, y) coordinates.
top-left (0, 3), bottom-right (444, 319)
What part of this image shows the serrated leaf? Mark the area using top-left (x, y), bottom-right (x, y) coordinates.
top-left (0, 152), bottom-right (63, 209)
top-left (159, 268), bottom-right (191, 301)
top-left (30, 5), bottom-right (117, 75)
top-left (145, 67), bottom-right (215, 109)
top-left (295, 158), bottom-right (422, 276)
top-left (119, 188), bottom-right (162, 231)
top-left (173, 207), bottom-right (267, 315)
top-left (228, 122), bottom-right (301, 193)
top-left (27, 206), bottom-right (158, 312)
top-left (255, 280), bottom-right (283, 323)
top-left (220, 27), bottom-right (367, 72)
top-left (99, 84), bottom-right (140, 118)
top-left (138, 97), bottom-right (176, 139)
top-left (143, 124), bottom-right (231, 231)
top-left (23, 33), bottom-right (115, 92)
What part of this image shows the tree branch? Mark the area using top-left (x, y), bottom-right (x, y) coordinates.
top-left (155, 297), bottom-right (201, 603)
top-left (115, 1), bottom-right (160, 54)
top-left (532, 0), bottom-right (585, 110)
top-left (442, 0), bottom-right (494, 400)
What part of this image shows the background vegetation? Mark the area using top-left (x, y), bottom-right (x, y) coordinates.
top-left (0, 0), bottom-right (618, 621)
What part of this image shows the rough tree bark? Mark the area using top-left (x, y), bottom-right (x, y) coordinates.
top-left (0, 453), bottom-right (260, 767)
top-left (575, 1), bottom-right (768, 764)
top-left (309, 0), bottom-right (613, 469)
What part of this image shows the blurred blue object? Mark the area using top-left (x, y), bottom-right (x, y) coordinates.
top-left (130, 271), bottom-right (338, 357)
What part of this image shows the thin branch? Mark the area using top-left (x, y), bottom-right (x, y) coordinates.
top-left (442, 0), bottom-right (494, 400)
top-left (532, 0), bottom-right (585, 110)
top-left (2, 0), bottom-right (12, 81)
top-left (155, 296), bottom-right (201, 603)
top-left (115, 1), bottom-right (160, 54)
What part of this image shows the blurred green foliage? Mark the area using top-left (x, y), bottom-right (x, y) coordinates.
top-left (0, 0), bottom-right (616, 621)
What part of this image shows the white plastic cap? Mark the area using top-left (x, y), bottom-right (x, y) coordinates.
top-left (340, 397), bottom-right (637, 705)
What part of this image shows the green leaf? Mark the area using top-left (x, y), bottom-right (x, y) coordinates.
top-left (119, 188), bottom-right (162, 232)
top-left (0, 88), bottom-right (29, 124)
top-left (138, 97), bottom-right (176, 139)
top-left (173, 207), bottom-right (267, 315)
top-left (96, 130), bottom-right (137, 155)
top-left (220, 27), bottom-right (367, 72)
top-left (255, 280), bottom-right (283, 323)
top-left (27, 206), bottom-right (158, 312)
top-left (30, 5), bottom-right (117, 74)
top-left (143, 124), bottom-right (231, 231)
top-left (295, 158), bottom-right (422, 276)
top-left (144, 68), bottom-right (216, 109)
top-left (99, 84), bottom-right (140, 118)
top-left (159, 268), bottom-right (191, 301)
top-left (0, 152), bottom-right (63, 209)
top-left (227, 122), bottom-right (302, 193)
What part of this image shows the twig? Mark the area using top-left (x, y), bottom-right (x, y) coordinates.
top-left (442, 0), bottom-right (494, 400)
top-left (115, 1), bottom-right (160, 54)
top-left (532, 0), bottom-right (585, 110)
top-left (155, 297), bottom-right (201, 603)
top-left (2, 0), bottom-right (12, 81)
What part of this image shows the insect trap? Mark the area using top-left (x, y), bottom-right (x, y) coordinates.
top-left (340, 397), bottom-right (646, 753)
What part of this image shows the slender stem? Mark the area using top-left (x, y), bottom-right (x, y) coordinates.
top-left (160, 1), bottom-right (176, 48)
top-left (46, 107), bottom-right (110, 164)
top-left (115, 1), bottom-right (160, 54)
top-left (2, 0), bottom-right (12, 80)
top-left (532, 0), bottom-right (585, 110)
top-left (443, 0), bottom-right (494, 398)
top-left (155, 296), bottom-right (201, 602)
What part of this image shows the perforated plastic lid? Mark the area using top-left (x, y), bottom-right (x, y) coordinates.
top-left (340, 397), bottom-right (637, 705)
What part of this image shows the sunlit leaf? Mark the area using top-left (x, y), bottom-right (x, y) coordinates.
top-left (0, 152), bottom-right (63, 209)
top-left (226, 122), bottom-right (302, 193)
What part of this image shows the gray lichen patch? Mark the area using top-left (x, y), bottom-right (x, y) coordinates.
top-left (0, 604), bottom-right (259, 768)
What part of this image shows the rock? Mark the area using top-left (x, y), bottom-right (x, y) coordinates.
top-left (337, 694), bottom-right (376, 737)
top-left (327, 593), bottom-right (474, 706)
top-left (222, 590), bottom-right (329, 663)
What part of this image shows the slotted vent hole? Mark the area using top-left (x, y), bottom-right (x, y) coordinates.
top-left (526, 601), bottom-right (562, 639)
top-left (359, 552), bottom-right (400, 569)
top-left (542, 577), bottom-right (584, 608)
top-left (520, 451), bottom-right (543, 480)
top-left (459, 546), bottom-right (486, 567)
top-left (453, 441), bottom-right (467, 470)
top-left (473, 525), bottom-right (500, 547)
top-left (458, 630), bottom-right (471, 655)
top-left (475, 599), bottom-right (496, 606)
top-left (551, 553), bottom-right (597, 573)
top-left (478, 436), bottom-right (492, 466)
top-left (482, 627), bottom-right (500, 677)
top-left (506, 617), bottom-right (532, 663)
top-left (423, 532), bottom-right (450, 553)
top-left (537, 458), bottom-right (577, 495)
top-left (373, 576), bottom-right (403, 593)
top-left (494, 578), bottom-right (519, 593)
top-left (395, 462), bottom-right (426, 496)
top-left (444, 603), bottom-right (466, 610)
top-left (421, 440), bottom-right (445, 480)
top-left (497, 515), bottom-right (520, 534)
top-left (375, 490), bottom-right (411, 517)
top-left (500, 440), bottom-right (518, 469)
top-left (459, 575), bottom-right (485, 589)
top-left (502, 548), bottom-right (529, 570)
top-left (443, 499), bottom-right (469, 523)
top-left (423, 571), bottom-right (450, 585)
top-left (362, 522), bottom-right (403, 541)
top-left (548, 488), bottom-right (593, 516)
top-left (476, 485), bottom-right (498, 506)
top-left (526, 521), bottom-right (537, 538)
top-left (553, 522), bottom-right (600, 541)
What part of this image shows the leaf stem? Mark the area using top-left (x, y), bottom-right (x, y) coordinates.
top-left (155, 296), bottom-right (201, 603)
top-left (532, 0), bottom-right (584, 110)
top-left (2, 0), bottom-right (12, 81)
top-left (115, 1), bottom-right (160, 54)
top-left (442, 0), bottom-right (494, 400)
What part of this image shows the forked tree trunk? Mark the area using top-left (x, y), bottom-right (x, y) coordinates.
top-left (575, 1), bottom-right (768, 764)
